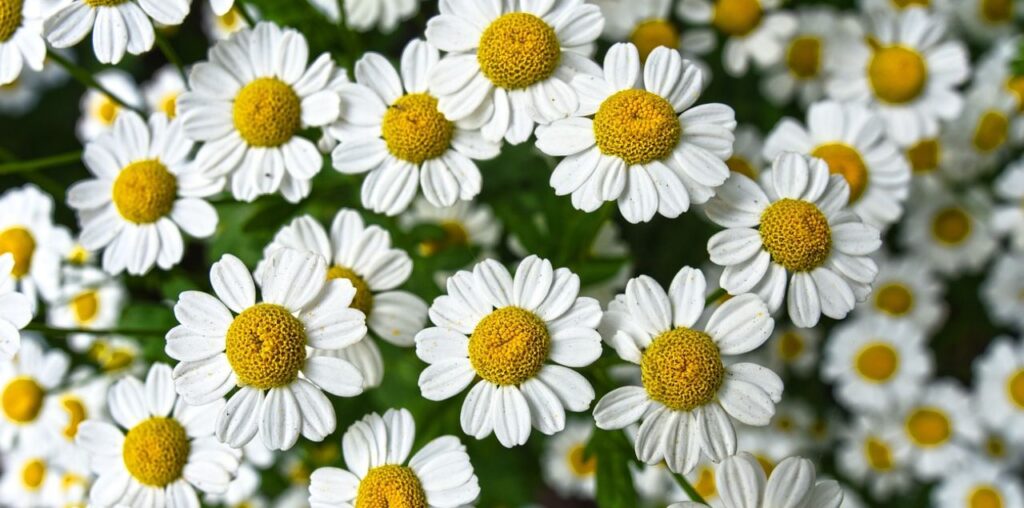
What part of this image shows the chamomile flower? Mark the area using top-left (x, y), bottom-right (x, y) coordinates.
top-left (76, 69), bottom-right (144, 142)
top-left (899, 183), bottom-right (996, 275)
top-left (992, 158), bottom-right (1024, 251)
top-left (676, 0), bottom-right (798, 77)
top-left (951, 0), bottom-right (1022, 42)
top-left (307, 0), bottom-right (419, 32)
top-left (725, 125), bottom-right (764, 180)
top-left (594, 266), bottom-right (779, 473)
top-left (854, 254), bottom-right (946, 333)
top-left (201, 1), bottom-right (251, 41)
top-left (0, 254), bottom-right (31, 360)
top-left (761, 324), bottom-right (821, 376)
top-left (541, 419), bottom-right (596, 499)
top-left (705, 152), bottom-right (882, 328)
top-left (822, 316), bottom-right (932, 414)
top-left (933, 463), bottom-right (1024, 508)
top-left (680, 459), bottom-right (723, 507)
top-left (43, 0), bottom-right (189, 64)
top-left (415, 255), bottom-right (603, 447)
top-left (735, 425), bottom-right (808, 476)
top-left (76, 363), bottom-right (241, 507)
top-left (0, 337), bottom-right (68, 451)
top-left (835, 415), bottom-right (913, 500)
top-left (763, 100), bottom-right (912, 230)
top-left (982, 255), bottom-right (1024, 331)
top-left (308, 408), bottom-right (480, 508)
top-left (974, 36), bottom-right (1024, 138)
top-left (594, 0), bottom-right (714, 68)
top-left (0, 0), bottom-right (45, 86)
top-left (966, 418), bottom-right (1024, 471)
top-left (178, 22), bottom-right (340, 203)
top-left (0, 184), bottom-right (69, 308)
top-left (142, 65), bottom-right (185, 119)
top-left (47, 265), bottom-right (125, 351)
top-left (330, 40), bottom-right (500, 216)
top-left (895, 380), bottom-right (981, 480)
top-left (827, 7), bottom-right (970, 146)
top-left (400, 197), bottom-right (501, 259)
top-left (44, 375), bottom-right (108, 455)
top-left (939, 87), bottom-right (1017, 181)
top-left (67, 112), bottom-right (222, 276)
top-left (973, 337), bottom-right (1024, 444)
top-left (759, 8), bottom-right (855, 107)
top-left (425, 0), bottom-right (604, 144)
top-left (668, 453), bottom-right (843, 508)
top-left (0, 449), bottom-right (61, 507)
top-left (536, 43), bottom-right (736, 223)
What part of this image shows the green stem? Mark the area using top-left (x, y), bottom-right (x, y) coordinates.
top-left (0, 151), bottom-right (82, 175)
top-left (154, 31), bottom-right (188, 82)
top-left (705, 287), bottom-right (727, 305)
top-left (335, 0), bottom-right (362, 65)
top-left (25, 322), bottom-right (167, 338)
top-left (673, 472), bottom-right (709, 505)
top-left (47, 52), bottom-right (145, 115)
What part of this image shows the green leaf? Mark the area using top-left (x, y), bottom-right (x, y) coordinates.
top-left (589, 427), bottom-right (637, 508)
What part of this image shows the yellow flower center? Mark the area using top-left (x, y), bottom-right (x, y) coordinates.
top-left (0, 226), bottom-right (35, 278)
top-left (874, 283), bottom-right (914, 316)
top-left (905, 407), bottom-right (951, 447)
top-left (160, 92), bottom-right (179, 118)
top-left (1007, 369), bottom-right (1024, 409)
top-left (855, 343), bottom-right (899, 383)
top-left (327, 265), bottom-right (373, 316)
top-left (226, 303), bottom-right (307, 390)
top-left (972, 110), bottom-right (1009, 153)
top-left (418, 221), bottom-right (470, 257)
top-left (0, 0), bottom-right (23, 42)
top-left (87, 340), bottom-right (136, 372)
top-left (566, 443), bottom-right (597, 477)
top-left (726, 156), bottom-right (757, 180)
top-left (84, 0), bottom-right (131, 6)
top-left (980, 0), bottom-right (1013, 23)
top-left (122, 417), bottom-right (190, 487)
top-left (1, 376), bottom-right (44, 423)
top-left (20, 459), bottom-right (45, 491)
top-left (61, 472), bottom-right (86, 492)
top-left (381, 93), bottom-right (454, 164)
top-left (1006, 76), bottom-right (1024, 113)
top-left (233, 77), bottom-right (301, 147)
top-left (891, 0), bottom-right (930, 7)
top-left (641, 327), bottom-right (724, 412)
top-left (759, 199), bottom-right (832, 272)
top-left (811, 143), bottom-right (869, 203)
top-left (868, 45), bottom-right (927, 104)
top-left (906, 138), bottom-right (939, 174)
top-left (931, 207), bottom-right (971, 245)
top-left (630, 19), bottom-right (680, 62)
top-left (786, 36), bottom-right (822, 79)
top-left (355, 465), bottom-right (426, 508)
top-left (693, 466), bottom-right (716, 498)
top-left (94, 95), bottom-right (120, 125)
top-left (468, 306), bottom-right (550, 386)
top-left (61, 396), bottom-right (88, 440)
top-left (712, 0), bottom-right (763, 36)
top-left (593, 89), bottom-right (680, 166)
top-left (776, 331), bottom-right (805, 361)
top-left (477, 12), bottom-right (561, 90)
top-left (71, 290), bottom-right (100, 325)
top-left (217, 8), bottom-right (241, 30)
top-left (970, 486), bottom-right (1005, 508)
top-left (986, 435), bottom-right (1007, 458)
top-left (112, 160), bottom-right (178, 224)
top-left (68, 245), bottom-right (90, 265)
top-left (864, 437), bottom-right (894, 471)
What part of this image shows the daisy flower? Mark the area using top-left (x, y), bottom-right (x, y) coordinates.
top-left (594, 0), bottom-right (714, 69)
top-left (933, 463), bottom-right (1024, 508)
top-left (76, 363), bottom-right (241, 507)
top-left (899, 182), bottom-right (996, 275)
top-left (0, 254), bottom-right (31, 360)
top-left (536, 43), bottom-right (736, 223)
top-left (44, 375), bottom-right (108, 457)
top-left (0, 184), bottom-right (69, 308)
top-left (401, 197), bottom-right (501, 259)
top-left (939, 87), bottom-right (1017, 182)
top-left (142, 64), bottom-right (186, 119)
top-left (594, 266), bottom-right (778, 473)
top-left (895, 380), bottom-right (981, 480)
top-left (951, 0), bottom-right (1022, 42)
top-left (668, 452), bottom-right (843, 508)
top-left (0, 449), bottom-right (61, 507)
top-left (761, 324), bottom-right (821, 377)
top-left (76, 69), bottom-right (144, 142)
top-left (307, 0), bottom-right (419, 32)
top-left (178, 22), bottom-right (340, 203)
top-left (257, 209), bottom-right (428, 388)
top-left (167, 249), bottom-right (368, 450)
top-left (201, 1), bottom-right (251, 41)
top-left (973, 36), bottom-right (1024, 140)
top-left (835, 415), bottom-right (913, 500)
top-left (725, 124), bottom-right (764, 180)
top-left (43, 0), bottom-right (189, 64)
top-left (676, 0), bottom-right (797, 77)
top-left (541, 419), bottom-right (596, 499)
top-left (329, 39), bottom-right (500, 216)
top-left (0, 337), bottom-right (68, 451)
top-left (735, 425), bottom-right (808, 475)
top-left (853, 253), bottom-right (946, 333)
top-left (414, 255), bottom-right (603, 447)
top-left (425, 0), bottom-right (604, 144)
top-left (679, 459), bottom-right (722, 507)
top-left (308, 408), bottom-right (480, 508)
top-left (47, 265), bottom-right (125, 351)
top-left (993, 158), bottom-right (1024, 251)
top-left (983, 255), bottom-right (1024, 331)
top-left (822, 316), bottom-right (932, 414)
top-left (763, 100), bottom-right (911, 230)
top-left (0, 0), bottom-right (45, 86)
top-left (705, 152), bottom-right (882, 328)
top-left (973, 337), bottom-right (1024, 444)
top-left (827, 7), bottom-right (970, 146)
top-left (67, 112), bottom-right (222, 276)
top-left (966, 417), bottom-right (1024, 472)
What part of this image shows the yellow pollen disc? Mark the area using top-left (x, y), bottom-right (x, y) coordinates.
top-left (1007, 369), bottom-right (1024, 409)
top-left (61, 472), bottom-right (86, 492)
top-left (0, 0), bottom-right (23, 42)
top-left (71, 290), bottom-right (100, 325)
top-left (630, 19), bottom-right (680, 62)
top-left (980, 0), bottom-right (1013, 23)
top-left (567, 444), bottom-right (597, 477)
top-left (776, 331), bottom-right (805, 361)
top-left (868, 45), bottom-right (927, 104)
top-left (477, 12), bottom-right (561, 90)
top-left (855, 342), bottom-right (899, 382)
top-left (931, 207), bottom-right (971, 245)
top-left (874, 283), bottom-right (914, 316)
top-left (233, 77), bottom-right (301, 147)
top-left (972, 110), bottom-right (1009, 153)
top-left (970, 486), bottom-right (1005, 508)
top-left (786, 36), bottom-right (822, 79)
top-left (355, 465), bottom-right (426, 508)
top-left (88, 340), bottom-right (136, 372)
top-left (468, 306), bottom-right (550, 386)
top-left (986, 436), bottom-right (1007, 458)
top-left (891, 0), bottom-right (930, 7)
top-left (593, 89), bottom-right (680, 166)
top-left (326, 266), bottom-right (374, 316)
top-left (61, 396), bottom-right (87, 439)
top-left (85, 0), bottom-right (130, 6)
top-left (759, 199), bottom-right (832, 272)
top-left (693, 466), bottom-right (716, 498)
top-left (0, 226), bottom-right (35, 278)
top-left (811, 143), bottom-right (869, 203)
top-left (906, 138), bottom-right (939, 174)
top-left (905, 407), bottom-right (951, 447)
top-left (775, 416), bottom-right (795, 431)
top-left (122, 417), bottom-right (190, 487)
top-left (226, 303), bottom-right (307, 390)
top-left (864, 437), bottom-right (894, 471)
top-left (1, 376), bottom-right (44, 423)
top-left (20, 459), bottom-right (45, 491)
top-left (713, 0), bottom-right (763, 36)
top-left (94, 95), bottom-right (119, 125)
top-left (381, 93), bottom-right (454, 164)
top-left (217, 8), bottom-right (240, 29)
top-left (160, 92), bottom-right (179, 118)
top-left (68, 245), bottom-right (90, 265)
top-left (641, 327), bottom-right (724, 412)
top-left (418, 221), bottom-right (469, 257)
top-left (1006, 77), bottom-right (1024, 113)
top-left (726, 156), bottom-right (758, 180)
top-left (112, 160), bottom-right (178, 224)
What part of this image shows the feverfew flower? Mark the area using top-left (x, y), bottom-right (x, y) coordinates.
top-left (308, 0), bottom-right (420, 32)
top-left (594, 0), bottom-right (714, 68)
top-left (982, 254), bottom-right (1024, 331)
top-left (676, 0), bottom-right (797, 77)
top-left (835, 415), bottom-right (913, 500)
top-left (992, 157), bottom-right (1024, 251)
top-left (76, 69), bottom-right (144, 142)
top-left (668, 453), bottom-right (843, 508)
top-left (973, 337), bottom-right (1024, 445)
top-left (0, 184), bottom-right (70, 308)
top-left (142, 65), bottom-right (186, 119)
top-left (44, 0), bottom-right (189, 64)
top-left (895, 380), bottom-right (981, 480)
top-left (853, 254), bottom-right (946, 333)
top-left (932, 464), bottom-right (1024, 508)
top-left (0, 0), bottom-right (45, 85)
top-left (0, 338), bottom-right (69, 451)
top-left (900, 183), bottom-right (996, 276)
top-left (541, 419), bottom-right (596, 499)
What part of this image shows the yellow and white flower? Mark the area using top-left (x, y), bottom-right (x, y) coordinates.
top-left (142, 64), bottom-right (186, 119)
top-left (0, 184), bottom-right (70, 308)
top-left (0, 449), bottom-right (61, 507)
top-left (415, 255), bottom-right (603, 447)
top-left (330, 40), bottom-right (500, 216)
top-left (933, 463), bottom-right (1024, 508)
top-left (939, 87), bottom-right (1017, 182)
top-left (401, 197), bottom-right (501, 259)
top-left (67, 112), bottom-right (222, 276)
top-left (764, 100), bottom-right (911, 230)
top-left (43, 374), bottom-right (108, 459)
top-left (536, 43), bottom-right (736, 223)
top-left (0, 0), bottom-right (46, 86)
top-left (0, 337), bottom-right (68, 451)
top-left (309, 408), bottom-right (480, 508)
top-left (178, 22), bottom-right (340, 203)
top-left (735, 424), bottom-right (808, 476)
top-left (761, 324), bottom-right (821, 376)
top-left (676, 0), bottom-right (797, 77)
top-left (541, 419), bottom-right (596, 499)
top-left (0, 254), bottom-right (31, 360)
top-left (168, 250), bottom-right (368, 450)
top-left (973, 337), bottom-right (1024, 445)
top-left (593, 0), bottom-right (715, 70)
top-left (899, 183), bottom-right (996, 275)
top-left (44, 0), bottom-right (189, 64)
top-left (595, 266), bottom-right (778, 473)
top-left (854, 253), bottom-right (946, 333)
top-left (973, 36), bottom-right (1024, 141)
top-left (992, 157), bottom-right (1024, 251)
top-left (965, 416), bottom-right (1023, 472)
top-left (895, 380), bottom-right (981, 480)
top-left (725, 124), bottom-right (765, 180)
top-left (76, 363), bottom-right (241, 507)
top-left (76, 69), bottom-right (144, 142)
top-left (46, 265), bottom-right (125, 350)
top-left (706, 152), bottom-right (882, 328)
top-left (951, 0), bottom-right (1022, 42)
top-left (201, 1), bottom-right (250, 41)
top-left (982, 255), bottom-right (1024, 331)
top-left (425, 0), bottom-right (604, 144)
top-left (835, 415), bottom-right (913, 500)
top-left (308, 0), bottom-right (419, 32)
top-left (827, 7), bottom-right (970, 146)
top-left (858, 0), bottom-right (950, 16)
